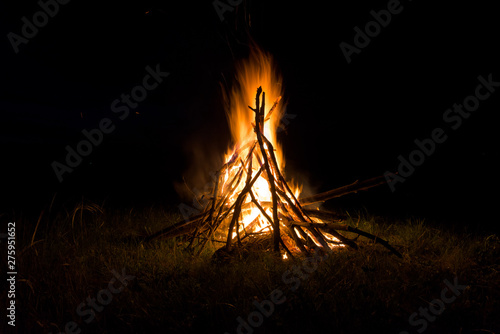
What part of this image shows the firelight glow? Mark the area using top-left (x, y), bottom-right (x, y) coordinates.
top-left (218, 46), bottom-right (343, 250)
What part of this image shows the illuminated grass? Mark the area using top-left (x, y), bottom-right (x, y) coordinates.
top-left (7, 202), bottom-right (499, 334)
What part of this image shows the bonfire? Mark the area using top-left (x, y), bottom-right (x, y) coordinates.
top-left (146, 47), bottom-right (401, 260)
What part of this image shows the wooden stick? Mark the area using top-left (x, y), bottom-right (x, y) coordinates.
top-left (219, 143), bottom-right (256, 202)
top-left (290, 220), bottom-right (358, 250)
top-left (299, 175), bottom-right (387, 206)
top-left (282, 219), bottom-right (308, 254)
top-left (223, 141), bottom-right (256, 168)
top-left (185, 170), bottom-right (222, 250)
top-left (236, 152), bottom-right (255, 247)
top-left (226, 166), bottom-right (264, 250)
top-left (226, 157), bottom-right (254, 249)
top-left (272, 188), bottom-right (334, 253)
top-left (260, 134), bottom-right (312, 227)
top-left (144, 211), bottom-right (208, 242)
top-left (253, 87), bottom-right (280, 252)
top-left (291, 220), bottom-right (401, 257)
top-left (263, 96), bottom-right (282, 122)
top-left (339, 225), bottom-right (402, 258)
top-left (302, 209), bottom-right (348, 222)
top-left (247, 191), bottom-right (294, 259)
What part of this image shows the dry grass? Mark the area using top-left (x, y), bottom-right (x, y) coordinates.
top-left (2, 202), bottom-right (499, 334)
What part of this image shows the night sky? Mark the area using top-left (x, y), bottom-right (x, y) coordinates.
top-left (1, 1), bottom-right (499, 230)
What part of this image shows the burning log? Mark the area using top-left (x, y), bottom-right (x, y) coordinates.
top-left (145, 86), bottom-right (402, 259)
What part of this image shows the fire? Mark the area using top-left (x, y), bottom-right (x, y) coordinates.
top-left (222, 47), bottom-right (288, 240)
top-left (146, 46), bottom-right (404, 259)
top-left (219, 46), bottom-right (340, 250)
top-left (224, 47), bottom-right (285, 170)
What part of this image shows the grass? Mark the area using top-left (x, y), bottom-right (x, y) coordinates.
top-left (2, 201), bottom-right (499, 334)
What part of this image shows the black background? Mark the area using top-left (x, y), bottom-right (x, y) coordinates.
top-left (1, 0), bottom-right (499, 230)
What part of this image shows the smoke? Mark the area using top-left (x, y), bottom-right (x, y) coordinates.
top-left (173, 129), bottom-right (226, 203)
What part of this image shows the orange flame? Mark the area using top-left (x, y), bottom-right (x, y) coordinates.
top-left (219, 47), bottom-right (295, 239)
top-left (219, 46), bottom-right (341, 251)
top-left (224, 47), bottom-right (285, 170)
